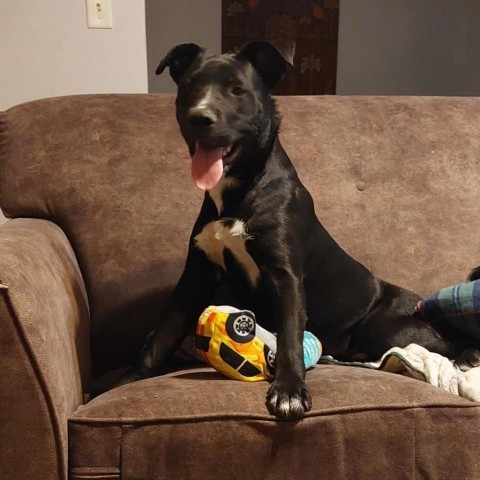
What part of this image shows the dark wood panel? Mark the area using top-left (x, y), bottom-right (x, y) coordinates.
top-left (222, 0), bottom-right (339, 94)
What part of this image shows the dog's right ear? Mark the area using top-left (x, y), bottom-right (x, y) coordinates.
top-left (236, 40), bottom-right (295, 90)
top-left (155, 43), bottom-right (204, 84)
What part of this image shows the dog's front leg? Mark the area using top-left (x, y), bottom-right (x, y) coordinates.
top-left (118, 248), bottom-right (217, 385)
top-left (264, 269), bottom-right (312, 419)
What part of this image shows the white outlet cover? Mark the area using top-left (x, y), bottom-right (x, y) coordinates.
top-left (86, 0), bottom-right (113, 29)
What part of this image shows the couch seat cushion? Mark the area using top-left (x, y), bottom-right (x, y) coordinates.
top-left (69, 365), bottom-right (480, 480)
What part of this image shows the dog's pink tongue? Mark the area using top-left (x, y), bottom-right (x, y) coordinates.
top-left (191, 143), bottom-right (225, 191)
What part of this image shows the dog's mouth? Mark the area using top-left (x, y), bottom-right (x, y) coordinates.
top-left (191, 142), bottom-right (239, 191)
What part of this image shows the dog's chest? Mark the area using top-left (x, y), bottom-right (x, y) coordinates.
top-left (194, 219), bottom-right (260, 287)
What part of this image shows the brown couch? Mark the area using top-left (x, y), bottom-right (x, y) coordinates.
top-left (1, 94), bottom-right (480, 479)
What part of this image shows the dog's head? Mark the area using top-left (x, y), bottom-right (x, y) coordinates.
top-left (156, 40), bottom-right (294, 191)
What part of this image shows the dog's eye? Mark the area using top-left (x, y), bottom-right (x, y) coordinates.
top-left (231, 86), bottom-right (246, 96)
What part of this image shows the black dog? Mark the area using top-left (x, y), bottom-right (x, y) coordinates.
top-left (119, 41), bottom-right (478, 419)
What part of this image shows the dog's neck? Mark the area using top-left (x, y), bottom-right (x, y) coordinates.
top-left (205, 98), bottom-right (299, 216)
top-left (207, 134), bottom-right (298, 218)
top-left (208, 176), bottom-right (240, 215)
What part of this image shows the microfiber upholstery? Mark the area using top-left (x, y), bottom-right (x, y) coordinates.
top-left (69, 365), bottom-right (480, 480)
top-left (1, 95), bottom-right (479, 376)
top-left (0, 219), bottom-right (90, 479)
top-left (0, 95), bottom-right (201, 375)
top-left (276, 96), bottom-right (480, 294)
top-left (1, 95), bottom-right (480, 479)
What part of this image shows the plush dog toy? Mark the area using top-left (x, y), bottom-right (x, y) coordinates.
top-left (196, 305), bottom-right (322, 381)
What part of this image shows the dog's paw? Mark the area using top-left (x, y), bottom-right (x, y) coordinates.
top-left (266, 378), bottom-right (312, 420)
top-left (111, 364), bottom-right (155, 389)
top-left (115, 369), bottom-right (145, 386)
top-left (455, 348), bottom-right (480, 372)
top-left (89, 369), bottom-right (143, 399)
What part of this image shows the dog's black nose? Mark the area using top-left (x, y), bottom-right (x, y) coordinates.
top-left (188, 107), bottom-right (218, 128)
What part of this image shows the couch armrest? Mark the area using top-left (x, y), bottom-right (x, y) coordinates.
top-left (0, 219), bottom-right (91, 480)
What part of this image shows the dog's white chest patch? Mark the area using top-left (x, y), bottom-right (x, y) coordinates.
top-left (194, 219), bottom-right (260, 287)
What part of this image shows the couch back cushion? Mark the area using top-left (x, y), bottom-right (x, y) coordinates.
top-left (1, 94), bottom-right (479, 374)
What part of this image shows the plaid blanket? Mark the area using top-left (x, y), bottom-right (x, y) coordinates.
top-left (414, 280), bottom-right (480, 342)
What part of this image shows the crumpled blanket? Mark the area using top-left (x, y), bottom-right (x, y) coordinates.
top-left (320, 343), bottom-right (480, 402)
top-left (319, 279), bottom-right (480, 401)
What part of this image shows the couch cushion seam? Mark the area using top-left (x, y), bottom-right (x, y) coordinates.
top-left (413, 408), bottom-right (417, 480)
top-left (119, 423), bottom-right (124, 476)
top-left (68, 402), bottom-right (480, 426)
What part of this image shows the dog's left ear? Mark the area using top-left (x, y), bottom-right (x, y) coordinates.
top-left (236, 40), bottom-right (295, 90)
top-left (155, 43), bottom-right (205, 84)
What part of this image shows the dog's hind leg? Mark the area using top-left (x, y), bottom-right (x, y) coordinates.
top-left (116, 248), bottom-right (219, 387)
top-left (349, 282), bottom-right (471, 362)
top-left (352, 312), bottom-right (468, 361)
top-left (370, 314), bottom-right (480, 371)
top-left (454, 347), bottom-right (480, 371)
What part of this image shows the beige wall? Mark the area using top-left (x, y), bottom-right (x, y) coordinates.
top-left (337, 0), bottom-right (480, 95)
top-left (0, 0), bottom-right (148, 110)
top-left (146, 0), bottom-right (222, 93)
top-left (0, 0), bottom-right (148, 223)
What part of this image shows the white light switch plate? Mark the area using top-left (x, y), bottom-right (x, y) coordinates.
top-left (86, 0), bottom-right (113, 29)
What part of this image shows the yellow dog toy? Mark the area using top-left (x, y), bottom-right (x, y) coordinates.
top-left (196, 305), bottom-right (322, 382)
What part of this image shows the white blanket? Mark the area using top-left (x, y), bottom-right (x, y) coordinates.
top-left (320, 344), bottom-right (480, 402)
